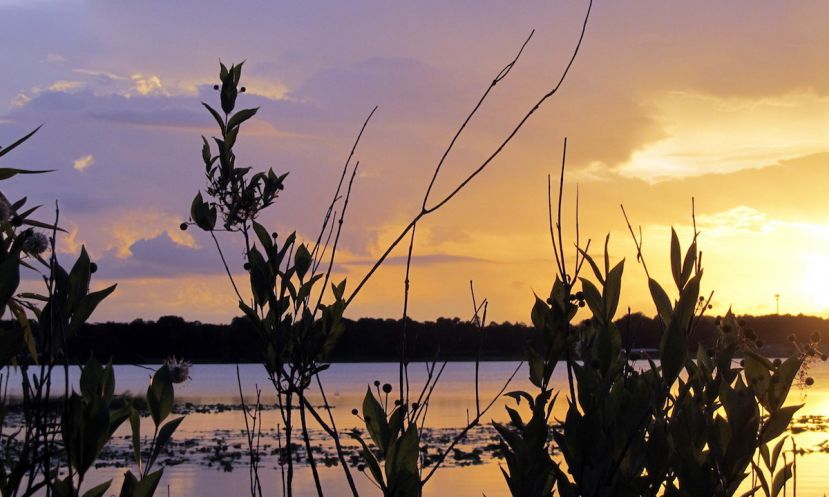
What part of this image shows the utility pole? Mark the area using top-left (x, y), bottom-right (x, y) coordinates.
top-left (774, 294), bottom-right (780, 315)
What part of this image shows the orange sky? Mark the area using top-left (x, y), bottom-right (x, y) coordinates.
top-left (2, 1), bottom-right (828, 323)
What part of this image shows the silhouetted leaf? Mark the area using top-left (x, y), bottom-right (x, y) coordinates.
top-left (227, 107), bottom-right (258, 130)
top-left (81, 480), bottom-right (111, 497)
top-left (0, 126), bottom-right (41, 160)
top-left (670, 228), bottom-right (681, 290)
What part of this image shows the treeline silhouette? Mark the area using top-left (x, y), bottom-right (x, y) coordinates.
top-left (4, 313), bottom-right (826, 364)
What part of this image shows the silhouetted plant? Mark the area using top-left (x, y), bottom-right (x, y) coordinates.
top-left (0, 129), bottom-right (183, 497)
top-left (494, 153), bottom-right (816, 497)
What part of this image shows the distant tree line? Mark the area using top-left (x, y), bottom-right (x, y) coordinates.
top-left (3, 313), bottom-right (826, 364)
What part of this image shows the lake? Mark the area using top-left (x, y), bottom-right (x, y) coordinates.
top-left (5, 361), bottom-right (829, 496)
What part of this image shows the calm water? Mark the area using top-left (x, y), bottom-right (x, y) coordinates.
top-left (6, 361), bottom-right (829, 496)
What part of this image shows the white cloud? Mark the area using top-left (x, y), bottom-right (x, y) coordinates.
top-left (47, 80), bottom-right (85, 92)
top-left (617, 91), bottom-right (829, 182)
top-left (10, 92), bottom-right (30, 108)
top-left (130, 73), bottom-right (165, 96)
top-left (72, 154), bottom-right (95, 172)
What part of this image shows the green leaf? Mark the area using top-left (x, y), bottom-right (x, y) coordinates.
top-left (81, 480), bottom-right (112, 497)
top-left (147, 366), bottom-right (174, 426)
top-left (362, 387), bottom-right (389, 452)
top-left (386, 424), bottom-right (419, 480)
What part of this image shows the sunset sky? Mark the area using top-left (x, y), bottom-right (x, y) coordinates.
top-left (2, 1), bottom-right (828, 324)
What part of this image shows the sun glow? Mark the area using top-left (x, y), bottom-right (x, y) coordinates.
top-left (799, 254), bottom-right (829, 315)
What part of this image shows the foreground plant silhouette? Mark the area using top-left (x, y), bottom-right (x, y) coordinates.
top-left (493, 150), bottom-right (817, 497)
top-left (185, 3), bottom-right (592, 495)
top-left (0, 130), bottom-right (185, 497)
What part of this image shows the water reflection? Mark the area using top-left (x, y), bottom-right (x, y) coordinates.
top-left (6, 361), bottom-right (829, 496)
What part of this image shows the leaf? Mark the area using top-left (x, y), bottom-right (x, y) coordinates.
top-left (527, 346), bottom-right (545, 388)
top-left (0, 168), bottom-right (53, 181)
top-left (129, 406), bottom-right (142, 470)
top-left (133, 469), bottom-right (164, 497)
top-left (227, 107), bottom-right (259, 130)
top-left (670, 227), bottom-right (681, 290)
top-left (748, 463), bottom-right (769, 497)
top-left (147, 366), bottom-right (174, 426)
top-left (675, 271), bottom-right (702, 329)
top-left (68, 246), bottom-right (92, 312)
top-left (504, 390), bottom-right (535, 409)
top-left (190, 191), bottom-right (216, 231)
top-left (386, 424), bottom-right (419, 479)
top-left (744, 353), bottom-right (772, 401)
top-left (294, 243), bottom-right (312, 280)
top-left (603, 259), bottom-right (624, 320)
top-left (69, 284), bottom-right (117, 333)
top-left (660, 317), bottom-right (687, 386)
top-left (362, 388), bottom-right (389, 452)
top-left (648, 278), bottom-right (673, 326)
top-left (297, 273), bottom-right (323, 303)
top-left (530, 294), bottom-right (548, 331)
top-left (580, 278), bottom-right (604, 321)
top-left (0, 126), bottom-right (42, 160)
top-left (760, 404), bottom-right (802, 444)
top-left (680, 241), bottom-right (697, 288)
top-left (247, 246), bottom-right (273, 306)
top-left (149, 416), bottom-right (184, 469)
top-left (252, 221), bottom-right (273, 254)
top-left (201, 103), bottom-right (226, 135)
top-left (578, 247), bottom-right (604, 285)
top-left (771, 462), bottom-right (793, 497)
top-left (81, 480), bottom-right (112, 497)
top-left (768, 355), bottom-right (803, 411)
top-left (350, 434), bottom-right (386, 490)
